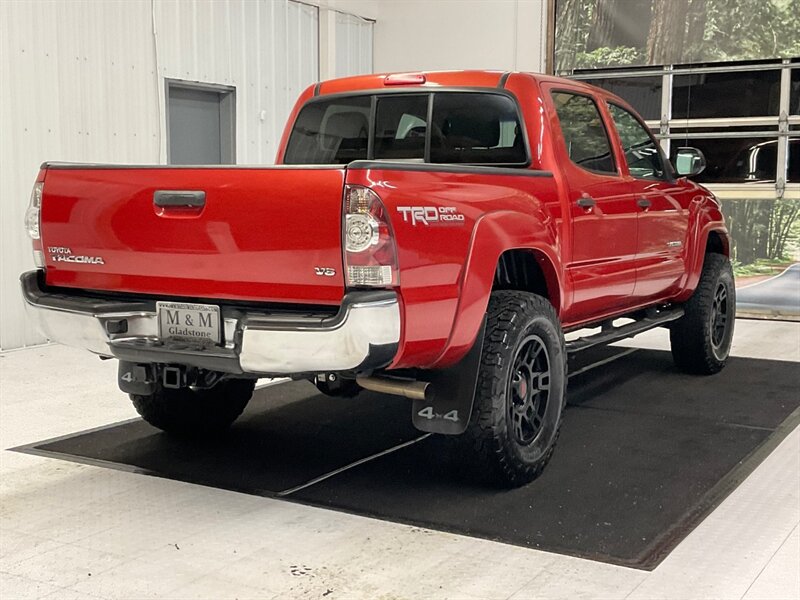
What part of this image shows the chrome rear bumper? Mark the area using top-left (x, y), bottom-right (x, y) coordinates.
top-left (20, 270), bottom-right (400, 376)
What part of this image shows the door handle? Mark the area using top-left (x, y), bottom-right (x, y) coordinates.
top-left (637, 197), bottom-right (651, 209)
top-left (153, 190), bottom-right (206, 209)
top-left (577, 197), bottom-right (596, 209)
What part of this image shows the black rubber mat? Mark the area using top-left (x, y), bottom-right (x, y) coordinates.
top-left (16, 348), bottom-right (800, 569)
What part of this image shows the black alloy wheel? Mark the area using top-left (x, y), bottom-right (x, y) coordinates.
top-left (710, 282), bottom-right (730, 356)
top-left (509, 335), bottom-right (551, 446)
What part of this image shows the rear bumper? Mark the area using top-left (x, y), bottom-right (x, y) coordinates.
top-left (20, 270), bottom-right (400, 376)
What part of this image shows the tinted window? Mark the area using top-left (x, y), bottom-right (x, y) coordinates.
top-left (430, 93), bottom-right (527, 164)
top-left (791, 68), bottom-right (800, 116)
top-left (608, 103), bottom-right (667, 180)
top-left (285, 92), bottom-right (528, 165)
top-left (787, 137), bottom-right (799, 183)
top-left (582, 77), bottom-right (662, 120)
top-left (667, 135), bottom-right (779, 183)
top-left (284, 96), bottom-right (370, 164)
top-left (551, 92), bottom-right (616, 174)
top-left (374, 95), bottom-right (428, 160)
top-left (672, 70), bottom-right (781, 119)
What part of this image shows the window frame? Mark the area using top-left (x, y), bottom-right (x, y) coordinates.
top-left (569, 59), bottom-right (800, 199)
top-left (548, 88), bottom-right (619, 176)
top-left (284, 88), bottom-right (532, 167)
top-left (607, 101), bottom-right (674, 182)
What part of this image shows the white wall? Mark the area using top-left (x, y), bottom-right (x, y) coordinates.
top-left (0, 0), bottom-right (547, 350)
top-left (152, 0), bottom-right (319, 165)
top-left (335, 12), bottom-right (375, 77)
top-left (0, 0), bottom-right (374, 350)
top-left (0, 0), bottom-right (160, 350)
top-left (373, 0), bottom-right (547, 74)
top-left (315, 0), bottom-right (377, 80)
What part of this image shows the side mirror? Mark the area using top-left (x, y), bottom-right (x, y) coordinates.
top-left (674, 147), bottom-right (707, 177)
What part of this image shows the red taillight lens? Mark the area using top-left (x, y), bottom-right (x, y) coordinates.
top-left (343, 185), bottom-right (399, 287)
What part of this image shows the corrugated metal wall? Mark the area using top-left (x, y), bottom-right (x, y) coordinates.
top-left (153, 0), bottom-right (319, 164)
top-left (1, 0), bottom-right (371, 350)
top-left (335, 12), bottom-right (374, 77)
top-left (0, 0), bottom-right (160, 351)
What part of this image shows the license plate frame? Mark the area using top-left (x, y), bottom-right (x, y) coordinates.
top-left (157, 301), bottom-right (221, 345)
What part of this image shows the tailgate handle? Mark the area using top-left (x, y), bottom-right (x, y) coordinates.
top-left (154, 190), bottom-right (206, 208)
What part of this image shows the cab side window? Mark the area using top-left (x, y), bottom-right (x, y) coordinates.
top-left (608, 103), bottom-right (668, 180)
top-left (550, 91), bottom-right (616, 174)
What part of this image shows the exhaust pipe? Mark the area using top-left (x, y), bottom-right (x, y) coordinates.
top-left (356, 376), bottom-right (430, 401)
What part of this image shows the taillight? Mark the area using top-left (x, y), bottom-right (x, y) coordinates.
top-left (25, 177), bottom-right (45, 267)
top-left (343, 185), bottom-right (399, 287)
top-left (25, 182), bottom-right (43, 240)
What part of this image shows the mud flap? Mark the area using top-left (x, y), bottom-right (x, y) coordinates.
top-left (412, 318), bottom-right (486, 435)
top-left (118, 361), bottom-right (156, 395)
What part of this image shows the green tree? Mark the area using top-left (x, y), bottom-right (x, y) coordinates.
top-left (556, 0), bottom-right (800, 71)
top-left (723, 198), bottom-right (800, 265)
top-left (684, 0), bottom-right (800, 62)
top-left (647, 0), bottom-right (690, 64)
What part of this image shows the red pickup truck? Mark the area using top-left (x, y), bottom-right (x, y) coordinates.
top-left (21, 70), bottom-right (735, 487)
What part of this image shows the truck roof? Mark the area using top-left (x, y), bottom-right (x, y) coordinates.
top-left (314, 70), bottom-right (604, 97)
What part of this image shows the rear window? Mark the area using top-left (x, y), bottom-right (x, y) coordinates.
top-left (283, 92), bottom-right (528, 166)
top-left (374, 95), bottom-right (428, 160)
top-left (283, 96), bottom-right (370, 165)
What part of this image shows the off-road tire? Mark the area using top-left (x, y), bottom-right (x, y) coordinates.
top-left (458, 290), bottom-right (567, 487)
top-left (670, 253), bottom-right (735, 375)
top-left (131, 378), bottom-right (255, 437)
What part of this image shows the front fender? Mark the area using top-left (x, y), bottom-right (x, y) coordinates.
top-left (675, 194), bottom-right (729, 302)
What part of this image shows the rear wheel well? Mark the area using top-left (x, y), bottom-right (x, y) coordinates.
top-left (493, 250), bottom-right (560, 312)
top-left (706, 230), bottom-right (729, 256)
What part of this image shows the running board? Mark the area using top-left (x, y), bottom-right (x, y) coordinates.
top-left (565, 307), bottom-right (684, 353)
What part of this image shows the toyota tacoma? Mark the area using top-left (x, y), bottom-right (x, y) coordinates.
top-left (21, 70), bottom-right (735, 487)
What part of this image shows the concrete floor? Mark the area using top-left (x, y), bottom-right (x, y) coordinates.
top-left (1, 319), bottom-right (798, 600)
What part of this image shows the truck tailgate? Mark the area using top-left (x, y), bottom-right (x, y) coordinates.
top-left (40, 165), bottom-right (346, 304)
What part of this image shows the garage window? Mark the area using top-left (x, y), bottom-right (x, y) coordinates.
top-left (571, 60), bottom-right (800, 318)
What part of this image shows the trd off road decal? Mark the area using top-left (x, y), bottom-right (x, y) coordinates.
top-left (396, 206), bottom-right (465, 226)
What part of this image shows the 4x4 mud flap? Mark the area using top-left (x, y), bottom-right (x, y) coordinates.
top-left (118, 361), bottom-right (157, 395)
top-left (412, 318), bottom-right (486, 435)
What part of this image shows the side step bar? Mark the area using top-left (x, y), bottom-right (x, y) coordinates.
top-left (565, 307), bottom-right (684, 353)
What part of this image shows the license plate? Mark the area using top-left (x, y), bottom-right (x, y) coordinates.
top-left (157, 301), bottom-right (221, 345)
